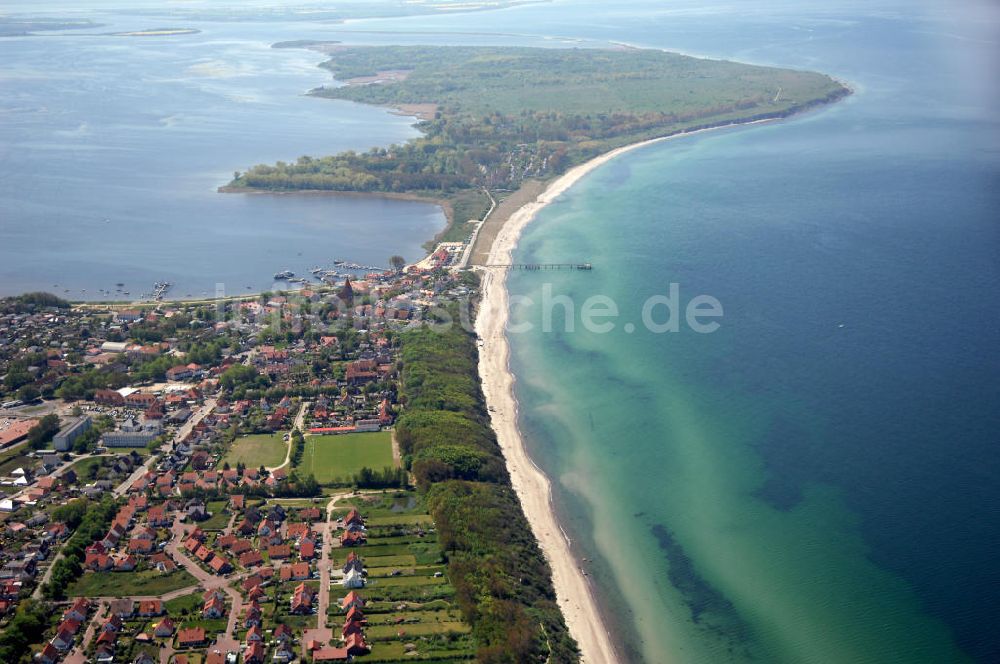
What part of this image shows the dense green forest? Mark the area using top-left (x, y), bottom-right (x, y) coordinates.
top-left (228, 45), bottom-right (848, 239)
top-left (1, 292), bottom-right (71, 313)
top-left (396, 301), bottom-right (579, 663)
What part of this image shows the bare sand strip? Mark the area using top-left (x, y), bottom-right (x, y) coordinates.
top-left (475, 121), bottom-right (778, 663)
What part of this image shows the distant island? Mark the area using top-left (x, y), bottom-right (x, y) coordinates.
top-left (0, 17), bottom-right (103, 36)
top-left (224, 45), bottom-right (850, 242)
top-left (272, 40), bottom-right (341, 50)
top-left (110, 28), bottom-right (201, 37)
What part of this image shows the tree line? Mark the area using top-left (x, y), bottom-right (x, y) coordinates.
top-left (396, 302), bottom-right (579, 663)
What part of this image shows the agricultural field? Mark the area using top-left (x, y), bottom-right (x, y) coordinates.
top-left (300, 431), bottom-right (394, 484)
top-left (223, 432), bottom-right (288, 468)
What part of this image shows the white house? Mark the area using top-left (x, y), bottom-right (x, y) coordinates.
top-left (341, 568), bottom-right (365, 589)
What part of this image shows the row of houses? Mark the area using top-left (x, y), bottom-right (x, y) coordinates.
top-left (312, 590), bottom-right (372, 661)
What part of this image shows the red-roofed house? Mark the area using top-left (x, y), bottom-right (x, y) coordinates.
top-left (244, 641), bottom-right (266, 664)
top-left (202, 594), bottom-right (226, 619)
top-left (208, 555), bottom-right (232, 575)
top-left (36, 643), bottom-right (60, 664)
top-left (279, 562), bottom-right (311, 582)
top-left (153, 617), bottom-right (175, 637)
top-left (239, 550), bottom-right (263, 568)
top-left (62, 598), bottom-right (89, 623)
top-left (341, 591), bottom-right (365, 612)
top-left (137, 599), bottom-right (162, 617)
top-left (290, 582), bottom-right (314, 615)
top-left (312, 647), bottom-right (349, 662)
top-left (177, 627), bottom-right (206, 648)
top-left (268, 544), bottom-right (291, 560)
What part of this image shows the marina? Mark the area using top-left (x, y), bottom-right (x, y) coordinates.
top-left (275, 260), bottom-right (391, 285)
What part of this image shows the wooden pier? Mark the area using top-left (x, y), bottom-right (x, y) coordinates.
top-left (485, 262), bottom-right (592, 270)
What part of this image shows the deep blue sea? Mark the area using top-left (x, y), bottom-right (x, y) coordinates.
top-left (3, 1), bottom-right (999, 661)
top-left (496, 1), bottom-right (1000, 662)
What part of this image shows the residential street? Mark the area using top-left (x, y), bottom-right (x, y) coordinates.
top-left (114, 397), bottom-right (217, 498)
top-left (163, 514), bottom-right (245, 654)
top-left (63, 600), bottom-right (106, 664)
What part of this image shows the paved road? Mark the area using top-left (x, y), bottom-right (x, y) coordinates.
top-left (31, 451), bottom-right (122, 599)
top-left (302, 491), bottom-right (358, 652)
top-left (316, 504), bottom-right (335, 630)
top-left (114, 397), bottom-right (217, 498)
top-left (164, 515), bottom-right (245, 653)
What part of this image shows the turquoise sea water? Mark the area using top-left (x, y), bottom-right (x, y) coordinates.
top-left (497, 2), bottom-right (1000, 662)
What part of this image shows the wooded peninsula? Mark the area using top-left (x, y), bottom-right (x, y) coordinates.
top-left (226, 45), bottom-right (849, 240)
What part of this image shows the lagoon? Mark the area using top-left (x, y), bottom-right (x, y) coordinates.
top-left (0, 8), bottom-right (443, 299)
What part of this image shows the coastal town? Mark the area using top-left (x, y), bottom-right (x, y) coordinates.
top-left (0, 263), bottom-right (484, 664)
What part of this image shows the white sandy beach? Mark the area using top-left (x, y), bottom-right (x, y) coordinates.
top-left (474, 122), bottom-right (779, 663)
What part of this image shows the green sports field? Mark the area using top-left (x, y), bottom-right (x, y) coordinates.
top-left (301, 431), bottom-right (394, 484)
top-left (224, 433), bottom-right (288, 468)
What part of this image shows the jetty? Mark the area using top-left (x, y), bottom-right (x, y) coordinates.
top-left (484, 263), bottom-right (592, 270)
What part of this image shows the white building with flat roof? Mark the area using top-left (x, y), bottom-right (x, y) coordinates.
top-left (53, 417), bottom-right (92, 452)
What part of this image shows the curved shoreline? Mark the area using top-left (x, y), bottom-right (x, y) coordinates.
top-left (473, 117), bottom-right (796, 664)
